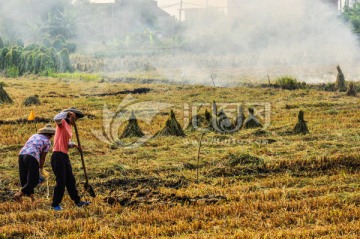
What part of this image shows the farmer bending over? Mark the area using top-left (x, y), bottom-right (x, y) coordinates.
top-left (15, 124), bottom-right (56, 203)
top-left (51, 107), bottom-right (90, 211)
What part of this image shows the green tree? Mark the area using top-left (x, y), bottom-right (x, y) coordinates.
top-left (0, 0), bottom-right (76, 42)
top-left (0, 37), bottom-right (4, 48)
top-left (343, 3), bottom-right (360, 34)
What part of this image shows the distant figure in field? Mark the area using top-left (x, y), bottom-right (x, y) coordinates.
top-left (14, 124), bottom-right (56, 203)
top-left (51, 107), bottom-right (90, 211)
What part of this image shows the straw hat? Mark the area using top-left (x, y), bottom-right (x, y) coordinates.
top-left (38, 124), bottom-right (56, 135)
top-left (62, 107), bottom-right (85, 119)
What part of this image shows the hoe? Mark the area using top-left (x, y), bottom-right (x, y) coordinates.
top-left (73, 121), bottom-right (96, 197)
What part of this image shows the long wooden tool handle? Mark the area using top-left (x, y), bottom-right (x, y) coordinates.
top-left (73, 121), bottom-right (89, 185)
top-left (196, 132), bottom-right (205, 184)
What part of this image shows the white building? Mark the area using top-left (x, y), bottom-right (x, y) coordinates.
top-left (338, 0), bottom-right (358, 10)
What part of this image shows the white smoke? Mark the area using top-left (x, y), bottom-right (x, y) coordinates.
top-left (1, 0), bottom-right (359, 85)
top-left (170, 0), bottom-right (360, 84)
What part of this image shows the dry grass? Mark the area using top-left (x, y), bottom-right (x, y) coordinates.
top-left (0, 76), bottom-right (359, 238)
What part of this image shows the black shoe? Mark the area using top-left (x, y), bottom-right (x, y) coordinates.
top-left (76, 201), bottom-right (90, 207)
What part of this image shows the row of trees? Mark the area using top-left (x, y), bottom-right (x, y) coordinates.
top-left (0, 0), bottom-right (80, 76)
top-left (0, 37), bottom-right (73, 77)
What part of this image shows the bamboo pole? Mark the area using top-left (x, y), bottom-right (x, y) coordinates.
top-left (196, 132), bottom-right (206, 184)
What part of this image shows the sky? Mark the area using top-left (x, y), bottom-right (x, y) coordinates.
top-left (91, 0), bottom-right (227, 18)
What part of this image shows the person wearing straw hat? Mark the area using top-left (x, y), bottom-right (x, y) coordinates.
top-left (14, 124), bottom-right (56, 203)
top-left (51, 107), bottom-right (90, 211)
